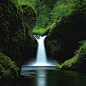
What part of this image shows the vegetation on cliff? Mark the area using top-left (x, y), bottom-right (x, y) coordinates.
top-left (0, 0), bottom-right (37, 65)
top-left (54, 40), bottom-right (86, 72)
top-left (45, 0), bottom-right (86, 62)
top-left (0, 0), bottom-right (37, 78)
top-left (0, 0), bottom-right (86, 78)
top-left (32, 0), bottom-right (84, 35)
top-left (0, 52), bottom-right (19, 79)
top-left (32, 0), bottom-right (57, 35)
top-left (32, 0), bottom-right (86, 72)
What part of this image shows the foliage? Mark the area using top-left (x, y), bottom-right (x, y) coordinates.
top-left (33, 28), bottom-right (47, 35)
top-left (56, 40), bottom-right (86, 71)
top-left (32, 0), bottom-right (79, 35)
top-left (0, 53), bottom-right (20, 79)
top-left (50, 0), bottom-right (76, 23)
top-left (32, 0), bottom-right (53, 35)
top-left (32, 0), bottom-right (86, 35)
top-left (0, 0), bottom-right (37, 67)
top-left (34, 14), bottom-right (50, 28)
top-left (17, 0), bottom-right (36, 13)
top-left (2, 69), bottom-right (12, 78)
top-left (45, 0), bottom-right (86, 62)
top-left (54, 60), bottom-right (62, 69)
top-left (0, 0), bottom-right (37, 78)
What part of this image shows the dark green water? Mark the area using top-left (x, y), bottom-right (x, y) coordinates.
top-left (1, 69), bottom-right (86, 86)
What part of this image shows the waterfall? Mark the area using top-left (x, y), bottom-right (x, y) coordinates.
top-left (33, 35), bottom-right (49, 66)
top-left (20, 35), bottom-right (56, 74)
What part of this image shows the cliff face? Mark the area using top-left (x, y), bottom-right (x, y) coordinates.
top-left (55, 41), bottom-right (86, 73)
top-left (45, 0), bottom-right (86, 62)
top-left (33, 0), bottom-right (59, 35)
top-left (0, 0), bottom-right (37, 69)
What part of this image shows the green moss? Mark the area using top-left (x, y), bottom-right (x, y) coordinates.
top-left (54, 60), bottom-right (62, 69)
top-left (43, 23), bottom-right (56, 35)
top-left (51, 0), bottom-right (76, 22)
top-left (32, 0), bottom-right (79, 35)
top-left (0, 52), bottom-right (20, 78)
top-left (17, 0), bottom-right (37, 14)
top-left (0, 52), bottom-right (20, 79)
top-left (56, 40), bottom-right (86, 71)
top-left (45, 0), bottom-right (86, 62)
top-left (0, 0), bottom-right (37, 67)
top-left (33, 28), bottom-right (47, 35)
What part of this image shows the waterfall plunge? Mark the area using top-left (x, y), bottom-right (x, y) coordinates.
top-left (34, 35), bottom-right (49, 66)
top-left (20, 35), bottom-right (56, 74)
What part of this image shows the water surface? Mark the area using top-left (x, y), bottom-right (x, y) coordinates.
top-left (1, 69), bottom-right (86, 86)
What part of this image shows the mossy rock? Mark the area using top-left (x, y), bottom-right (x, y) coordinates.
top-left (0, 52), bottom-right (20, 79)
top-left (0, 0), bottom-right (37, 66)
top-left (60, 41), bottom-right (86, 72)
top-left (45, 0), bottom-right (86, 62)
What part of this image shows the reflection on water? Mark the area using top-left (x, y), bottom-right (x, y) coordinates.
top-left (1, 69), bottom-right (86, 86)
top-left (37, 70), bottom-right (46, 86)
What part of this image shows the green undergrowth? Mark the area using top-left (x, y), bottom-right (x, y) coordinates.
top-left (54, 61), bottom-right (62, 69)
top-left (50, 0), bottom-right (77, 23)
top-left (33, 0), bottom-right (79, 35)
top-left (43, 22), bottom-right (57, 35)
top-left (33, 28), bottom-right (47, 35)
top-left (0, 53), bottom-right (20, 79)
top-left (54, 40), bottom-right (86, 71)
top-left (17, 0), bottom-right (36, 13)
top-left (33, 0), bottom-right (86, 35)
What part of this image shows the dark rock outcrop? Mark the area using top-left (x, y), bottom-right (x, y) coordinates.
top-left (55, 41), bottom-right (86, 73)
top-left (0, 0), bottom-right (37, 67)
top-left (0, 52), bottom-right (19, 79)
top-left (45, 1), bottom-right (86, 62)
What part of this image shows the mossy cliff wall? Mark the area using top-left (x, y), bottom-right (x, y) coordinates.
top-left (0, 53), bottom-right (19, 79)
top-left (55, 41), bottom-right (86, 73)
top-left (0, 0), bottom-right (37, 78)
top-left (45, 0), bottom-right (86, 62)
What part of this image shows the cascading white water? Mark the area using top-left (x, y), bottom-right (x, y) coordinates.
top-left (20, 35), bottom-right (57, 74)
top-left (33, 35), bottom-right (49, 66)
